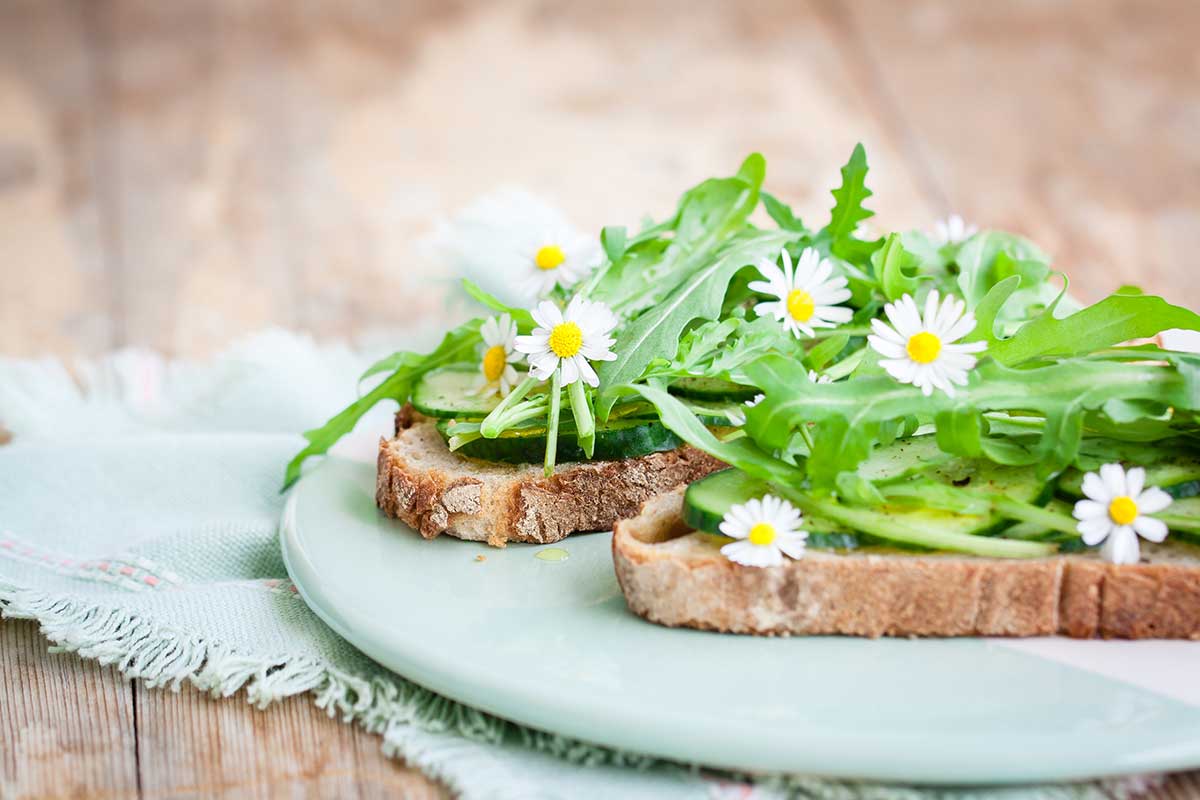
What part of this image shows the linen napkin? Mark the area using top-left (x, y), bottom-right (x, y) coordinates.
top-left (0, 330), bottom-right (1156, 800)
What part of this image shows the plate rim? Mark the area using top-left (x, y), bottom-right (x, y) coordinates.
top-left (282, 458), bottom-right (1200, 784)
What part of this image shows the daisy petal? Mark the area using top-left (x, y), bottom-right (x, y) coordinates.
top-left (1077, 516), bottom-right (1112, 546)
top-left (721, 540), bottom-right (777, 568)
top-left (575, 357), bottom-right (600, 387)
top-left (1136, 487), bottom-right (1173, 514)
top-left (869, 318), bottom-right (907, 344)
top-left (815, 305), bottom-right (854, 324)
top-left (559, 356), bottom-right (580, 386)
top-left (1132, 515), bottom-right (1168, 543)
top-left (1072, 499), bottom-right (1107, 521)
top-left (776, 532), bottom-right (808, 560)
top-left (1081, 472), bottom-right (1111, 503)
top-left (1102, 527), bottom-right (1141, 565)
top-left (1124, 467), bottom-right (1146, 501)
top-left (1100, 463), bottom-right (1127, 499)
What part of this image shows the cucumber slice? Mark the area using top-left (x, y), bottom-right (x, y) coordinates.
top-left (849, 435), bottom-right (1051, 507)
top-left (412, 367), bottom-right (502, 419)
top-left (1059, 453), bottom-right (1200, 500)
top-left (683, 469), bottom-right (860, 550)
top-left (438, 418), bottom-right (681, 464)
top-left (931, 457), bottom-right (1056, 508)
top-left (684, 436), bottom-right (1057, 550)
top-left (862, 435), bottom-right (1052, 505)
top-left (669, 377), bottom-right (759, 402)
top-left (683, 468), bottom-right (765, 533)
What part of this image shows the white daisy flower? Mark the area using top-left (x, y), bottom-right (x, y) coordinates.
top-left (1072, 463), bottom-right (1172, 565)
top-left (478, 314), bottom-right (521, 396)
top-left (518, 227), bottom-right (601, 302)
top-left (750, 248), bottom-right (853, 338)
top-left (426, 189), bottom-right (601, 305)
top-left (718, 494), bottom-right (808, 568)
top-left (931, 214), bottom-right (978, 246)
top-left (514, 295), bottom-right (618, 387)
top-left (728, 393), bottom-right (764, 427)
top-left (867, 291), bottom-right (987, 397)
top-left (808, 369), bottom-right (832, 384)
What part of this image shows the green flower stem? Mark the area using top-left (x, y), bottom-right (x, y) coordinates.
top-left (496, 397), bottom-right (550, 429)
top-left (544, 370), bottom-right (563, 477)
top-left (479, 376), bottom-right (539, 438)
top-left (987, 495), bottom-right (1079, 536)
top-left (568, 379), bottom-right (595, 459)
top-left (447, 432), bottom-right (482, 452)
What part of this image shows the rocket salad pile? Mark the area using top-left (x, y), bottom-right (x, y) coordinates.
top-left (286, 146), bottom-right (1200, 564)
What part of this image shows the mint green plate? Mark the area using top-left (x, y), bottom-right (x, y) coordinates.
top-left (282, 458), bottom-right (1200, 784)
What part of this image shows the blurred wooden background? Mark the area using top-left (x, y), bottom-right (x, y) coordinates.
top-left (2, 0), bottom-right (1200, 797)
top-left (2, 0), bottom-right (1199, 361)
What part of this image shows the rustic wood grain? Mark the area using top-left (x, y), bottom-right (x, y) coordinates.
top-left (840, 0), bottom-right (1200, 308)
top-left (133, 681), bottom-right (444, 800)
top-left (0, 620), bottom-right (138, 800)
top-left (0, 0), bottom-right (116, 357)
top-left (3, 0), bottom-right (1200, 797)
top-left (96, 0), bottom-right (307, 357)
top-left (1159, 772), bottom-right (1200, 800)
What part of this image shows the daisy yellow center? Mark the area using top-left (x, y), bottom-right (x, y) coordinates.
top-left (786, 289), bottom-right (815, 322)
top-left (906, 331), bottom-right (942, 364)
top-left (1108, 495), bottom-right (1138, 526)
top-left (748, 522), bottom-right (777, 546)
top-left (535, 244), bottom-right (566, 271)
top-left (482, 345), bottom-right (507, 382)
top-left (548, 322), bottom-right (583, 358)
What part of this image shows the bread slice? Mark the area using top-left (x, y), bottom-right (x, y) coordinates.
top-left (612, 487), bottom-right (1200, 639)
top-left (375, 406), bottom-right (726, 546)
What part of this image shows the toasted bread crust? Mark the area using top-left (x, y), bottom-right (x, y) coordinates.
top-left (612, 488), bottom-right (1200, 639)
top-left (375, 408), bottom-right (725, 546)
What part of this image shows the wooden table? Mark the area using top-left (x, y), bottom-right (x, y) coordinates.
top-left (1, 1), bottom-right (1198, 796)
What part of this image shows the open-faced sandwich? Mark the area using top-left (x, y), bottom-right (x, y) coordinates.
top-left (283, 153), bottom-right (803, 544)
top-left (288, 145), bottom-right (1200, 639)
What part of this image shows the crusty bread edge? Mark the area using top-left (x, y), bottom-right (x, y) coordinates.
top-left (612, 487), bottom-right (1200, 639)
top-left (376, 406), bottom-right (726, 547)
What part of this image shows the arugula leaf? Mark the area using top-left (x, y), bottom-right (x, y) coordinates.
top-left (284, 321), bottom-right (482, 490)
top-left (873, 233), bottom-right (926, 301)
top-left (674, 153), bottom-right (765, 254)
top-left (600, 226), bottom-right (627, 264)
top-left (617, 384), bottom-right (803, 485)
top-left (595, 230), bottom-right (794, 419)
top-left (664, 318), bottom-right (743, 376)
top-left (821, 143), bottom-right (881, 263)
top-left (990, 292), bottom-right (1200, 366)
top-left (461, 279), bottom-right (535, 331)
top-left (745, 353), bottom-right (1197, 488)
top-left (963, 275), bottom-right (1021, 346)
top-left (706, 317), bottom-right (798, 383)
top-left (954, 232), bottom-right (1049, 309)
top-left (761, 191), bottom-right (807, 233)
top-left (591, 154), bottom-right (766, 315)
top-left (824, 143), bottom-right (873, 240)
top-left (898, 230), bottom-right (948, 273)
top-left (804, 334), bottom-right (849, 372)
top-left (587, 239), bottom-right (671, 311)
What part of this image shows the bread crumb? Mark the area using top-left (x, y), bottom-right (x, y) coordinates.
top-left (475, 554), bottom-right (486, 562)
